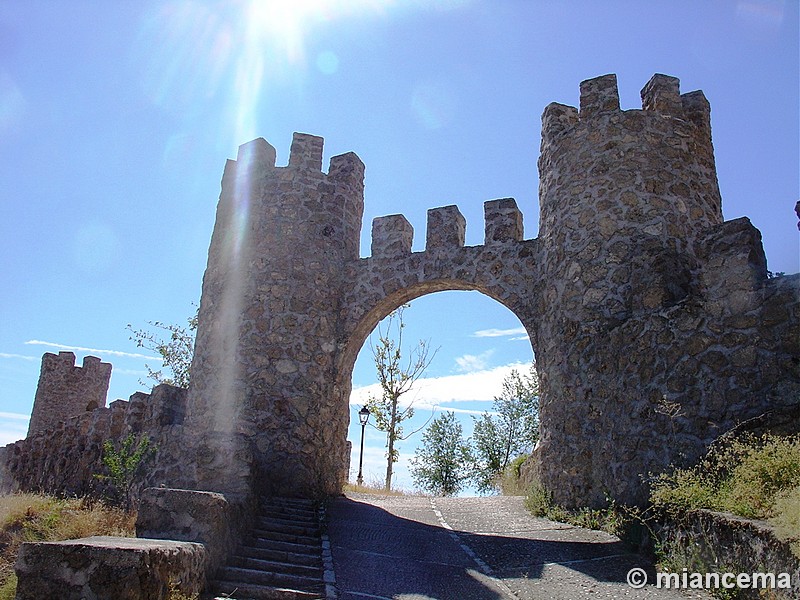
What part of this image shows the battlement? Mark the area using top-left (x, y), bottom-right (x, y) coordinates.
top-left (27, 352), bottom-right (112, 438)
top-left (223, 133), bottom-right (363, 183)
top-left (543, 73), bottom-right (712, 139)
top-left (539, 72), bottom-right (722, 248)
top-left (369, 198), bottom-right (525, 259)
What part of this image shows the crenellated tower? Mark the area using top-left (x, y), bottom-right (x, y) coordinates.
top-left (186, 133), bottom-right (364, 498)
top-left (538, 73), bottom-right (722, 322)
top-left (28, 352), bottom-right (112, 438)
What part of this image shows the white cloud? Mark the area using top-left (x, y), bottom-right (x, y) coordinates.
top-left (0, 412), bottom-right (30, 421)
top-left (472, 327), bottom-right (528, 338)
top-left (454, 350), bottom-right (494, 373)
top-left (25, 340), bottom-right (161, 362)
top-left (0, 413), bottom-right (29, 446)
top-left (0, 353), bottom-right (38, 361)
top-left (350, 361), bottom-right (527, 409)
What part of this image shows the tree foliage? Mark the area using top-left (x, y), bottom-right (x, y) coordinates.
top-left (365, 304), bottom-right (437, 491)
top-left (410, 411), bottom-right (474, 496)
top-left (127, 307), bottom-right (198, 388)
top-left (472, 364), bottom-right (539, 493)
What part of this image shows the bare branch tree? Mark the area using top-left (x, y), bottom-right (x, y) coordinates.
top-left (366, 304), bottom-right (437, 491)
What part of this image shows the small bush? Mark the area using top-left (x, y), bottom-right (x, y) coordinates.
top-left (167, 581), bottom-right (198, 600)
top-left (523, 478), bottom-right (552, 517)
top-left (499, 455), bottom-right (529, 496)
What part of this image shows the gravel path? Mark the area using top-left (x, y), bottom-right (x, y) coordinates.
top-left (326, 493), bottom-right (710, 600)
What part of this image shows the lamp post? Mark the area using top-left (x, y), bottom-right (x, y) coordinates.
top-left (356, 406), bottom-right (370, 486)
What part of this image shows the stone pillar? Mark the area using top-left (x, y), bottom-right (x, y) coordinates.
top-left (186, 133), bottom-right (364, 498)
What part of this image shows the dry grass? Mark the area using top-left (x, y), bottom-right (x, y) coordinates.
top-left (769, 485), bottom-right (800, 558)
top-left (0, 493), bottom-right (135, 600)
top-left (344, 482), bottom-right (409, 496)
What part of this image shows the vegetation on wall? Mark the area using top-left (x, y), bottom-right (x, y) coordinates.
top-left (127, 306), bottom-right (198, 389)
top-left (94, 433), bottom-right (156, 511)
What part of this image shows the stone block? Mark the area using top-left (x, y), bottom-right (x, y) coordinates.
top-left (371, 214), bottom-right (413, 258)
top-left (641, 73), bottom-right (682, 115)
top-left (288, 132), bottom-right (324, 171)
top-left (15, 536), bottom-right (208, 600)
top-left (484, 198), bottom-right (523, 243)
top-left (541, 102), bottom-right (579, 138)
top-left (579, 73), bottom-right (619, 117)
top-left (136, 487), bottom-right (238, 576)
top-left (328, 151), bottom-right (365, 185)
top-left (236, 137), bottom-right (276, 172)
top-left (426, 205), bottom-right (465, 250)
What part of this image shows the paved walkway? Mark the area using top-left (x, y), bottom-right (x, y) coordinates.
top-left (326, 493), bottom-right (709, 600)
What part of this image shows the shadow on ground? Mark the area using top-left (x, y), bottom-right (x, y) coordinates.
top-left (327, 495), bottom-right (669, 600)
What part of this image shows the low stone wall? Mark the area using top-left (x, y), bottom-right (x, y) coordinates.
top-left (14, 536), bottom-right (207, 600)
top-left (657, 509), bottom-right (800, 599)
top-left (136, 487), bottom-right (255, 578)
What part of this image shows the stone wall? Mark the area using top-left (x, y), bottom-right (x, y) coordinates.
top-left (27, 351), bottom-right (111, 437)
top-left (656, 509), bottom-right (799, 598)
top-left (0, 379), bottom-right (191, 501)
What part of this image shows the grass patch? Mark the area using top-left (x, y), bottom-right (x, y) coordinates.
top-left (523, 478), bottom-right (632, 538)
top-left (0, 493), bottom-right (135, 600)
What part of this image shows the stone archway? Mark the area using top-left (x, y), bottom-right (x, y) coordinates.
top-left (182, 74), bottom-right (799, 507)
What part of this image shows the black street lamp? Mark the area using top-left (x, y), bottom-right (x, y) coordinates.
top-left (356, 406), bottom-right (370, 486)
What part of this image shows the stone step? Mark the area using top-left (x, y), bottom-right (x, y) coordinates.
top-left (253, 517), bottom-right (319, 538)
top-left (229, 555), bottom-right (322, 579)
top-left (216, 566), bottom-right (324, 593)
top-left (210, 579), bottom-right (324, 600)
top-left (259, 505), bottom-right (318, 523)
top-left (260, 497), bottom-right (318, 513)
top-left (237, 544), bottom-right (322, 568)
top-left (251, 529), bottom-right (319, 546)
top-left (246, 536), bottom-right (321, 558)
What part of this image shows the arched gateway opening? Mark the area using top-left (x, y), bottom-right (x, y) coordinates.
top-left (183, 74), bottom-right (798, 509)
top-left (344, 290), bottom-right (535, 490)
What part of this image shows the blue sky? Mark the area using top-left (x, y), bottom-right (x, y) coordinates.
top-left (1, 1), bottom-right (797, 492)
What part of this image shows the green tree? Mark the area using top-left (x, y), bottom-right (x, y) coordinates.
top-left (366, 305), bottom-right (437, 492)
top-left (94, 433), bottom-right (156, 510)
top-left (472, 364), bottom-right (539, 493)
top-left (410, 411), bottom-right (474, 496)
top-left (127, 306), bottom-right (198, 388)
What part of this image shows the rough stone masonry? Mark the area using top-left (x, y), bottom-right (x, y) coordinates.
top-left (2, 73), bottom-right (798, 509)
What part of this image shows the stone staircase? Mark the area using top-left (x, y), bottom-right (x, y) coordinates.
top-left (209, 497), bottom-right (326, 600)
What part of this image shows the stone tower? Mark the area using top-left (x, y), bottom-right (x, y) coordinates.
top-left (27, 352), bottom-right (112, 437)
top-left (186, 133), bottom-right (365, 498)
top-left (529, 73), bottom-right (797, 505)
